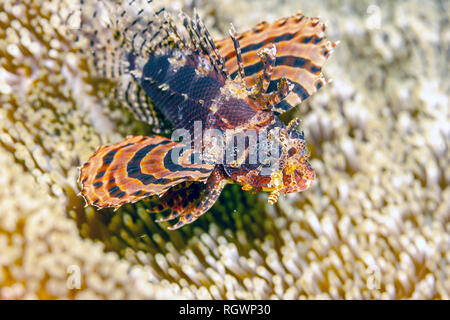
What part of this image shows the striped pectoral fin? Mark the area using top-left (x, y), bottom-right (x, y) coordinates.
top-left (260, 78), bottom-right (294, 112)
top-left (78, 135), bottom-right (214, 210)
top-left (145, 181), bottom-right (194, 222)
top-left (117, 74), bottom-right (171, 133)
top-left (74, 0), bottom-right (177, 133)
top-left (215, 12), bottom-right (336, 113)
top-left (149, 166), bottom-right (228, 230)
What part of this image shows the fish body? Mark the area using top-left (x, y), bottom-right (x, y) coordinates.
top-left (138, 50), bottom-right (257, 132)
top-left (76, 1), bottom-right (335, 229)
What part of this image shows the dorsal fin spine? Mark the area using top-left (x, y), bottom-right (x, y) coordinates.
top-left (193, 10), bottom-right (229, 78)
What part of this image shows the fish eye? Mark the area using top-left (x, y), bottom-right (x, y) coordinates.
top-left (288, 147), bottom-right (297, 157)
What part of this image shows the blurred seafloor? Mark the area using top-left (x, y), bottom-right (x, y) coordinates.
top-left (0, 0), bottom-right (449, 299)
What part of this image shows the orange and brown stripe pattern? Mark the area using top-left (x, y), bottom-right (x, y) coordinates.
top-left (76, 5), bottom-right (334, 228)
top-left (215, 12), bottom-right (336, 112)
top-left (78, 135), bottom-right (214, 209)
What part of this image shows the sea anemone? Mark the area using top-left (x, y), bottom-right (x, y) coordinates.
top-left (0, 0), bottom-right (448, 299)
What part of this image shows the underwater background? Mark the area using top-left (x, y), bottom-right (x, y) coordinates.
top-left (0, 0), bottom-right (448, 299)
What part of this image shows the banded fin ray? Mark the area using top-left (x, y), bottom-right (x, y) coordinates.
top-left (179, 10), bottom-right (229, 78)
top-left (147, 166), bottom-right (228, 230)
top-left (215, 12), bottom-right (336, 113)
top-left (78, 135), bottom-right (214, 209)
top-left (73, 0), bottom-right (171, 129)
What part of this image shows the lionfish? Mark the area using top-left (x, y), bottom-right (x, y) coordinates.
top-left (76, 0), bottom-right (335, 229)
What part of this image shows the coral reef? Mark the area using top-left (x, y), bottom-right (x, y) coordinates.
top-left (0, 0), bottom-right (448, 299)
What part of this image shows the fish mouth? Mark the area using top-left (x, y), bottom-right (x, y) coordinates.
top-left (281, 165), bottom-right (315, 193)
top-left (282, 177), bottom-right (314, 193)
